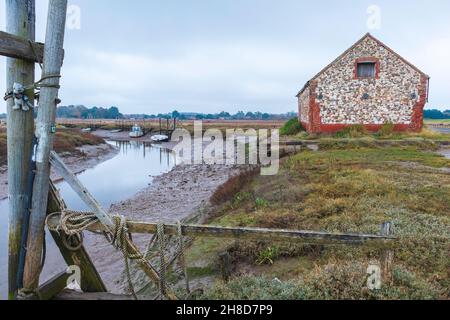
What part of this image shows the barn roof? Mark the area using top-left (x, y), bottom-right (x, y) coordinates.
top-left (296, 33), bottom-right (430, 97)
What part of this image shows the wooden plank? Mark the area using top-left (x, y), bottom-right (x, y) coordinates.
top-left (49, 152), bottom-right (115, 228)
top-left (49, 151), bottom-right (178, 300)
top-left (36, 272), bottom-right (69, 301)
top-left (23, 0), bottom-right (68, 292)
top-left (6, 0), bottom-right (36, 300)
top-left (46, 214), bottom-right (396, 247)
top-left (0, 31), bottom-right (44, 62)
top-left (55, 289), bottom-right (134, 301)
top-left (47, 182), bottom-right (107, 293)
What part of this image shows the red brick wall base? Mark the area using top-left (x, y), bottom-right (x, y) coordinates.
top-left (310, 123), bottom-right (411, 134)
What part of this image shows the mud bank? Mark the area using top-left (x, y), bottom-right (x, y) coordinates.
top-left (82, 137), bottom-right (246, 294)
top-left (0, 143), bottom-right (118, 200)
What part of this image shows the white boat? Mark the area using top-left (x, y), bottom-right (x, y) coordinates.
top-left (81, 128), bottom-right (92, 133)
top-left (150, 134), bottom-right (169, 143)
top-left (129, 124), bottom-right (144, 138)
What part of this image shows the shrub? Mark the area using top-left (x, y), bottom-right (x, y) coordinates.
top-left (255, 198), bottom-right (269, 209)
top-left (334, 125), bottom-right (368, 138)
top-left (377, 123), bottom-right (395, 138)
top-left (256, 246), bottom-right (280, 265)
top-left (280, 119), bottom-right (305, 136)
top-left (200, 263), bottom-right (445, 300)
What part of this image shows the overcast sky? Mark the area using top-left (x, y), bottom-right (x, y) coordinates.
top-left (1, 0), bottom-right (449, 114)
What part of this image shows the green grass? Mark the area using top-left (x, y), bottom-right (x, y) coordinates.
top-left (425, 119), bottom-right (450, 124)
top-left (187, 145), bottom-right (450, 300)
top-left (285, 125), bottom-right (450, 142)
top-left (288, 147), bottom-right (450, 168)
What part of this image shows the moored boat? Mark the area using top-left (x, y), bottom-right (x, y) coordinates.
top-left (150, 134), bottom-right (169, 143)
top-left (129, 124), bottom-right (144, 138)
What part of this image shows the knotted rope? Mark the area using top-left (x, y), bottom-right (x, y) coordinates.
top-left (46, 210), bottom-right (152, 300)
top-left (3, 74), bottom-right (61, 102)
top-left (45, 210), bottom-right (190, 300)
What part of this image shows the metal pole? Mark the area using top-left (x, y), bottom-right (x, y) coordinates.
top-left (23, 0), bottom-right (68, 293)
top-left (5, 0), bottom-right (36, 300)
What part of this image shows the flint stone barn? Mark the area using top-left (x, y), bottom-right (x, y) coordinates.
top-left (297, 33), bottom-right (430, 133)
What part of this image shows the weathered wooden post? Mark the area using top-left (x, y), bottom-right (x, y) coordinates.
top-left (380, 222), bottom-right (394, 285)
top-left (5, 0), bottom-right (36, 300)
top-left (219, 252), bottom-right (232, 282)
top-left (22, 0), bottom-right (68, 293)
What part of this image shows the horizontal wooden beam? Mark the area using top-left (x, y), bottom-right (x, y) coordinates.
top-left (0, 31), bottom-right (44, 62)
top-left (47, 214), bottom-right (395, 247)
top-left (55, 289), bottom-right (134, 301)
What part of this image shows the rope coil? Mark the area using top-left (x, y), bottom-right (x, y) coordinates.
top-left (45, 210), bottom-right (182, 300)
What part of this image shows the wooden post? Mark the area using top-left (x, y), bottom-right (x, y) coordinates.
top-left (5, 0), bottom-right (36, 300)
top-left (23, 0), bottom-right (68, 292)
top-left (380, 222), bottom-right (394, 286)
top-left (219, 252), bottom-right (232, 282)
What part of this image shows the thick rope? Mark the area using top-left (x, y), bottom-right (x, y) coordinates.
top-left (3, 74), bottom-right (61, 102)
top-left (46, 211), bottom-right (147, 300)
top-left (28, 39), bottom-right (43, 70)
top-left (45, 211), bottom-right (188, 300)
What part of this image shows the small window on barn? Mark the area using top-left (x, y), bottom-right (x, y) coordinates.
top-left (357, 62), bottom-right (376, 78)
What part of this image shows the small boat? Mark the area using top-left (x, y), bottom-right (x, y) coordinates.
top-left (150, 134), bottom-right (169, 143)
top-left (81, 128), bottom-right (92, 133)
top-left (129, 124), bottom-right (144, 138)
top-left (110, 129), bottom-right (122, 133)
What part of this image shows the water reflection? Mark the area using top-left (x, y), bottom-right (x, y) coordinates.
top-left (58, 141), bottom-right (175, 211)
top-left (0, 141), bottom-right (176, 299)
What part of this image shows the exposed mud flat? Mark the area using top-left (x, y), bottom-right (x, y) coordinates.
top-left (0, 143), bottom-right (118, 200)
top-left (83, 136), bottom-right (247, 294)
top-left (85, 165), bottom-right (244, 293)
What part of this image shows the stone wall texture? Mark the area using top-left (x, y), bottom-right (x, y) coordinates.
top-left (299, 87), bottom-right (310, 124)
top-left (298, 35), bottom-right (428, 133)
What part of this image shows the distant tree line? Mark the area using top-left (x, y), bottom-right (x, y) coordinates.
top-left (57, 105), bottom-right (123, 119)
top-left (9, 107), bottom-right (450, 121)
top-left (424, 109), bottom-right (450, 119)
top-left (124, 110), bottom-right (298, 121)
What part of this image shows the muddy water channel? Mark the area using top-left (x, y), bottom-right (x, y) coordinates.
top-left (0, 141), bottom-right (176, 299)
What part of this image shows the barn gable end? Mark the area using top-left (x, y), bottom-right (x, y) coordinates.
top-left (298, 34), bottom-right (429, 133)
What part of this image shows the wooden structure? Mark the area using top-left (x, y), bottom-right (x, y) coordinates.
top-left (4, 0), bottom-right (39, 300)
top-left (2, 1), bottom-right (396, 301)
